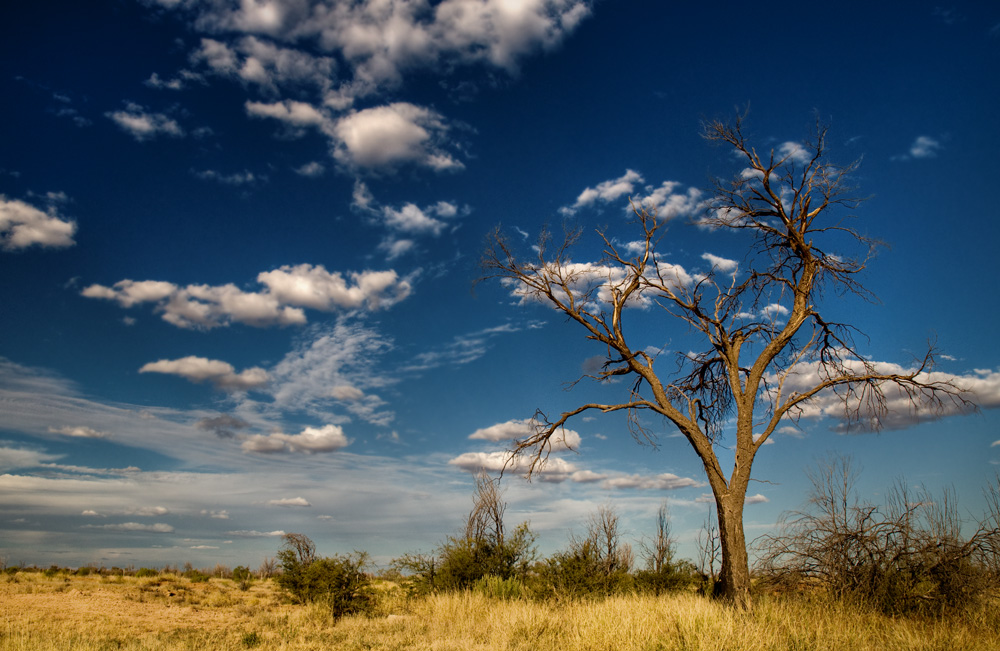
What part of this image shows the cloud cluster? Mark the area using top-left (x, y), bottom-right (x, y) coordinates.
top-left (242, 424), bottom-right (350, 453)
top-left (469, 418), bottom-right (580, 450)
top-left (173, 0), bottom-right (590, 96)
top-left (0, 195), bottom-right (77, 251)
top-left (771, 362), bottom-right (999, 431)
top-left (105, 102), bottom-right (184, 141)
top-left (139, 356), bottom-right (269, 391)
top-left (559, 170), bottom-right (705, 219)
top-left (81, 264), bottom-right (412, 329)
top-left (351, 180), bottom-right (466, 258)
top-left (892, 135), bottom-right (943, 161)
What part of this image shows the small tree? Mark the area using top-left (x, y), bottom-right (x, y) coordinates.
top-left (636, 502), bottom-right (695, 593)
top-left (482, 114), bottom-right (971, 607)
top-left (538, 504), bottom-right (634, 597)
top-left (435, 472), bottom-right (537, 589)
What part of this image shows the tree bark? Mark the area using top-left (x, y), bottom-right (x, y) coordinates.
top-left (714, 488), bottom-right (752, 609)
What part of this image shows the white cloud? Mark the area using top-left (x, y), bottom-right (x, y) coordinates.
top-left (331, 103), bottom-right (463, 171)
top-left (179, 0), bottom-right (589, 102)
top-left (105, 102), bottom-right (184, 141)
top-left (258, 264), bottom-right (413, 311)
top-left (745, 493), bottom-right (770, 504)
top-left (242, 424), bottom-right (350, 454)
top-left (82, 265), bottom-right (410, 329)
top-left (267, 496), bottom-right (312, 507)
top-left (506, 260), bottom-right (693, 309)
top-left (126, 506), bottom-right (170, 517)
top-left (769, 362), bottom-right (999, 431)
top-left (893, 135), bottom-right (944, 161)
top-left (0, 196), bottom-right (77, 250)
top-left (700, 253), bottom-right (738, 273)
top-left (0, 446), bottom-right (62, 471)
top-left (47, 425), bottom-right (110, 439)
top-left (139, 356), bottom-right (269, 391)
top-left (226, 529), bottom-right (286, 538)
top-left (560, 169), bottom-right (643, 215)
top-left (558, 171), bottom-right (704, 220)
top-left (201, 509), bottom-right (230, 519)
top-left (245, 99), bottom-right (328, 127)
top-left (83, 522), bottom-right (174, 533)
top-left (600, 473), bottom-right (703, 491)
top-left (294, 161), bottom-right (326, 177)
top-left (330, 384), bottom-right (365, 401)
top-left (193, 37), bottom-right (335, 95)
top-left (448, 451), bottom-right (578, 482)
top-left (468, 418), bottom-right (580, 450)
top-left (632, 182), bottom-right (704, 220)
top-left (194, 169), bottom-right (261, 185)
top-left (777, 141), bottom-right (813, 165)
top-left (909, 135), bottom-right (942, 159)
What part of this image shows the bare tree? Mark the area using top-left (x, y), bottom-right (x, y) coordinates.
top-left (482, 114), bottom-right (972, 607)
top-left (697, 506), bottom-right (720, 591)
top-left (465, 471), bottom-right (506, 549)
top-left (639, 502), bottom-right (675, 574)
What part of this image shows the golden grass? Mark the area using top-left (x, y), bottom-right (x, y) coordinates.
top-left (1, 572), bottom-right (996, 650)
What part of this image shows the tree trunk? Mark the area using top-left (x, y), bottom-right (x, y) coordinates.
top-left (713, 490), bottom-right (752, 609)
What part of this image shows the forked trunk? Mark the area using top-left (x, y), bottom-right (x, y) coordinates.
top-left (713, 490), bottom-right (752, 609)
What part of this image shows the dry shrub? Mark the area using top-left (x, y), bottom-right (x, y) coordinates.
top-left (757, 455), bottom-right (1000, 615)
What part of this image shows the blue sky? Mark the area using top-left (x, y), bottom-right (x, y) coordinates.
top-left (1, 0), bottom-right (998, 570)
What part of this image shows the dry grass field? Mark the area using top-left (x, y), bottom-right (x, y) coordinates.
top-left (2, 570), bottom-right (998, 651)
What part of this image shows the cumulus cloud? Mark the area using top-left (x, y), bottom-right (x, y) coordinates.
top-left (105, 102), bottom-right (184, 141)
top-left (770, 362), bottom-right (999, 431)
top-left (258, 264), bottom-right (412, 311)
top-left (448, 451), bottom-right (578, 482)
top-left (558, 171), bottom-right (704, 220)
top-left (893, 135), bottom-right (944, 161)
top-left (177, 0), bottom-right (589, 101)
top-left (469, 418), bottom-right (580, 450)
top-left (700, 253), bottom-right (738, 273)
top-left (242, 424), bottom-right (350, 454)
top-left (506, 260), bottom-right (693, 310)
top-left (48, 425), bottom-right (110, 439)
top-left (560, 169), bottom-right (643, 215)
top-left (331, 103), bottom-right (464, 171)
top-left (246, 98), bottom-right (328, 127)
top-left (267, 496), bottom-right (311, 507)
top-left (745, 493), bottom-right (770, 504)
top-left (294, 161), bottom-right (326, 177)
top-left (0, 195), bottom-right (77, 251)
top-left (140, 356), bottom-right (269, 391)
top-left (81, 264), bottom-right (411, 329)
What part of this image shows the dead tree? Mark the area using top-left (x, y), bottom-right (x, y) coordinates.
top-left (482, 114), bottom-right (972, 607)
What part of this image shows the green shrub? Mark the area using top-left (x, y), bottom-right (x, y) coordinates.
top-left (184, 570), bottom-right (210, 583)
top-left (474, 575), bottom-right (525, 600)
top-left (275, 533), bottom-right (375, 619)
top-left (135, 568), bottom-right (159, 578)
top-left (232, 565), bottom-right (254, 591)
